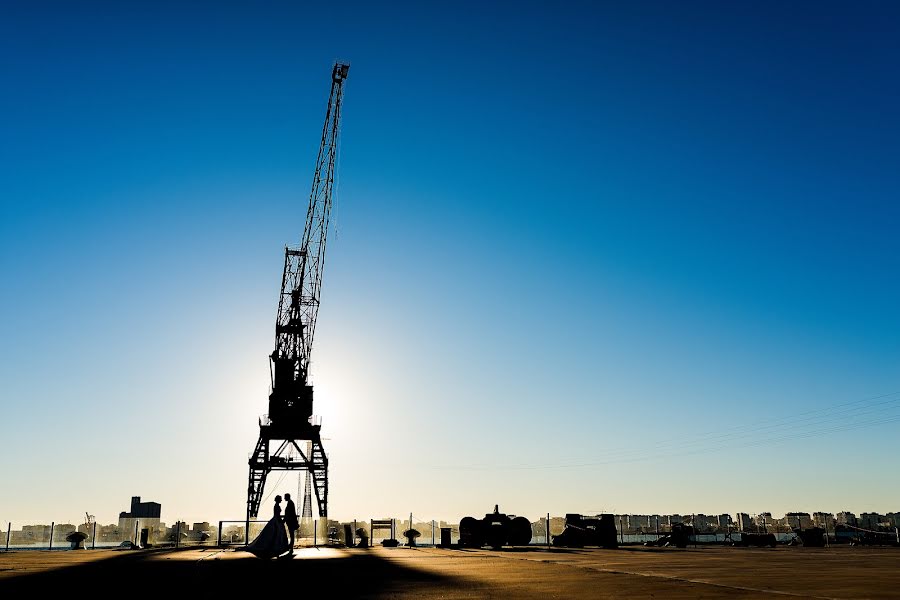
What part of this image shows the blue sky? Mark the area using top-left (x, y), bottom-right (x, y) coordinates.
top-left (1, 1), bottom-right (899, 526)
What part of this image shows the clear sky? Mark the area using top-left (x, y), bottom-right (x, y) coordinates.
top-left (1, 0), bottom-right (899, 527)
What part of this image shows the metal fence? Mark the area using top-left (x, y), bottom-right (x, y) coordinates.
top-left (4, 514), bottom-right (897, 551)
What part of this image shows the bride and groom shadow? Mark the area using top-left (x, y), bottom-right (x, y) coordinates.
top-left (245, 493), bottom-right (301, 560)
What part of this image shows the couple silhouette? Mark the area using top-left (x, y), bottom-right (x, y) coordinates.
top-left (245, 493), bottom-right (300, 559)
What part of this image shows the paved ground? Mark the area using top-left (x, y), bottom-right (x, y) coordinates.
top-left (1, 544), bottom-right (898, 598)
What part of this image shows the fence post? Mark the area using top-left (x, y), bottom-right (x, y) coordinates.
top-left (134, 520), bottom-right (139, 546)
top-left (313, 520), bottom-right (317, 548)
top-left (353, 519), bottom-right (357, 547)
top-left (432, 520), bottom-right (435, 547)
top-left (5, 522), bottom-right (10, 551)
top-left (92, 521), bottom-right (97, 550)
top-left (547, 513), bottom-right (551, 549)
top-left (217, 521), bottom-right (222, 547)
top-left (49, 522), bottom-right (54, 551)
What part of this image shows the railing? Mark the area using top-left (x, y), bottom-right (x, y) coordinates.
top-left (4, 515), bottom-right (896, 551)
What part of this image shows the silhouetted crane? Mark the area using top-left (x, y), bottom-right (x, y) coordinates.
top-left (246, 62), bottom-right (349, 522)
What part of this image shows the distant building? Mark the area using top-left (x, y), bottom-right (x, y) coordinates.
top-left (53, 524), bottom-right (77, 541)
top-left (118, 495), bottom-right (162, 536)
top-left (716, 514), bottom-right (733, 530)
top-left (859, 513), bottom-right (886, 529)
top-left (626, 515), bottom-right (650, 532)
top-left (691, 514), bottom-right (714, 532)
top-left (785, 512), bottom-right (813, 530)
top-left (836, 511), bottom-right (857, 525)
top-left (736, 513), bottom-right (753, 532)
top-left (812, 512), bottom-right (835, 529)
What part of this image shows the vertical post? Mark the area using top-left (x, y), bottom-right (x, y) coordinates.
top-left (895, 527), bottom-right (899, 545)
top-left (245, 512), bottom-right (250, 547)
top-left (546, 513), bottom-right (551, 549)
top-left (693, 514), bottom-right (698, 548)
top-left (353, 519), bottom-right (357, 547)
top-left (432, 520), bottom-right (435, 547)
top-left (49, 522), bottom-right (54, 551)
top-left (5, 522), bottom-right (10, 551)
top-left (217, 521), bottom-right (222, 547)
top-left (313, 519), bottom-right (317, 548)
top-left (134, 520), bottom-right (139, 546)
top-left (175, 521), bottom-right (181, 549)
top-left (92, 521), bottom-right (97, 550)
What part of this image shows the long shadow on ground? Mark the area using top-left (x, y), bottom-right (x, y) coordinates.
top-left (1, 547), bottom-right (474, 599)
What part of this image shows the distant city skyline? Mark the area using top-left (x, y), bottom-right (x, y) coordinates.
top-left (2, 1), bottom-right (899, 526)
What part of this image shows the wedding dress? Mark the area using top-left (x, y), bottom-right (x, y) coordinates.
top-left (244, 502), bottom-right (291, 559)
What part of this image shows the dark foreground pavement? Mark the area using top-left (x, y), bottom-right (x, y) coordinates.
top-left (2, 545), bottom-right (899, 598)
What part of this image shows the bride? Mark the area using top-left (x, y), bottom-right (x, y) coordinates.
top-left (244, 495), bottom-right (291, 559)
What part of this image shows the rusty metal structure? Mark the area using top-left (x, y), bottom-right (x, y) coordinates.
top-left (246, 62), bottom-right (349, 523)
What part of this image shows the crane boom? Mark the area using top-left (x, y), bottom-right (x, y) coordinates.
top-left (275, 62), bottom-right (348, 384)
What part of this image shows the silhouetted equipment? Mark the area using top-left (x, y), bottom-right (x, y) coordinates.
top-left (794, 527), bottom-right (827, 547)
top-left (458, 505), bottom-right (532, 549)
top-left (403, 528), bottom-right (421, 546)
top-left (670, 522), bottom-right (694, 548)
top-left (737, 531), bottom-right (777, 547)
top-left (343, 524), bottom-right (353, 546)
top-left (371, 518), bottom-right (397, 546)
top-left (642, 522), bottom-right (694, 548)
top-left (551, 514), bottom-right (618, 549)
top-left (246, 62), bottom-right (349, 522)
top-left (440, 527), bottom-right (452, 547)
top-left (355, 527), bottom-right (369, 548)
top-left (66, 531), bottom-right (88, 550)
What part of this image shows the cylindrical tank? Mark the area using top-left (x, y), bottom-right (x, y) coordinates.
top-left (459, 516), bottom-right (483, 548)
top-left (507, 516), bottom-right (532, 546)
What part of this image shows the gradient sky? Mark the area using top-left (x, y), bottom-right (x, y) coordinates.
top-left (2, 1), bottom-right (899, 527)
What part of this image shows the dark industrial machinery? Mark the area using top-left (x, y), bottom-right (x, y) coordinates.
top-left (246, 62), bottom-right (350, 523)
top-left (459, 505), bottom-right (532, 549)
top-left (737, 531), bottom-right (777, 547)
top-left (794, 527), bottom-right (827, 547)
top-left (551, 514), bottom-right (618, 548)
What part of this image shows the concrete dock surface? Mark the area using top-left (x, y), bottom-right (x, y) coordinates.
top-left (1, 545), bottom-right (899, 598)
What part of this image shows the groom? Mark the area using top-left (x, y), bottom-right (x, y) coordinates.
top-left (283, 493), bottom-right (299, 553)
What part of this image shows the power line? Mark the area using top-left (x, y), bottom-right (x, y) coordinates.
top-left (429, 390), bottom-right (900, 471)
